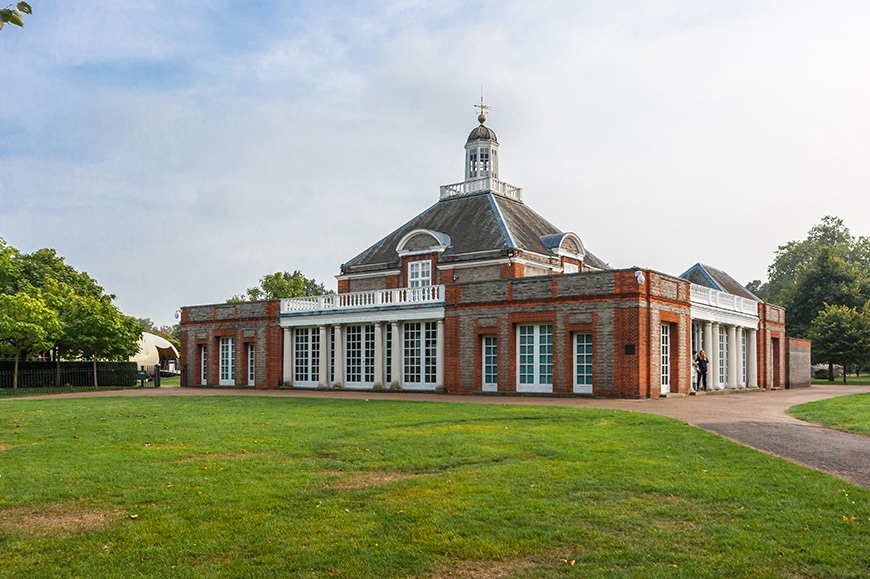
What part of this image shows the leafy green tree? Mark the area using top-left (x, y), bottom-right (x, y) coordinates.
top-left (765, 216), bottom-right (870, 306)
top-left (228, 270), bottom-right (333, 302)
top-left (17, 248), bottom-right (105, 299)
top-left (809, 303), bottom-right (870, 382)
top-left (0, 292), bottom-right (61, 391)
top-left (745, 279), bottom-right (768, 301)
top-left (0, 2), bottom-right (31, 30)
top-left (0, 237), bottom-right (21, 294)
top-left (134, 317), bottom-right (180, 350)
top-left (64, 296), bottom-right (142, 388)
top-left (782, 247), bottom-right (870, 338)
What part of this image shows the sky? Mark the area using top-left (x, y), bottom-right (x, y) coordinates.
top-left (2, 1), bottom-right (869, 327)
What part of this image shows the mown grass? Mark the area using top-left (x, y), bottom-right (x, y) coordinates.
top-left (812, 375), bottom-right (870, 386)
top-left (1, 396), bottom-right (868, 578)
top-left (789, 393), bottom-right (870, 436)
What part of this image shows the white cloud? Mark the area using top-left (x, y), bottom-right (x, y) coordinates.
top-left (2, 1), bottom-right (870, 325)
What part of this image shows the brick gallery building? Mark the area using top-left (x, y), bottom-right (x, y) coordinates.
top-left (180, 112), bottom-right (802, 398)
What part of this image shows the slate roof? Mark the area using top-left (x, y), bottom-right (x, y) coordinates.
top-left (680, 263), bottom-right (759, 301)
top-left (341, 191), bottom-right (609, 273)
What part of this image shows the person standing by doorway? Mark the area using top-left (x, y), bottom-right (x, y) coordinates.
top-left (696, 350), bottom-right (709, 391)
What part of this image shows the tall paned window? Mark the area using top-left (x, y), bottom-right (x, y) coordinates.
top-left (517, 324), bottom-right (553, 393)
top-left (660, 325), bottom-right (670, 389)
top-left (408, 261), bottom-right (431, 288)
top-left (741, 330), bottom-right (747, 386)
top-left (403, 321), bottom-right (438, 387)
top-left (468, 150), bottom-right (478, 177)
top-left (480, 148), bottom-right (490, 172)
top-left (247, 343), bottom-right (255, 386)
top-left (345, 325), bottom-right (376, 385)
top-left (482, 335), bottom-right (498, 391)
top-left (404, 322), bottom-right (421, 384)
top-left (574, 333), bottom-right (593, 394)
top-left (346, 325), bottom-right (362, 383)
top-left (385, 326), bottom-right (392, 384)
top-left (219, 337), bottom-right (235, 386)
top-left (199, 344), bottom-right (207, 385)
top-left (718, 326), bottom-right (727, 386)
top-left (294, 328), bottom-right (320, 385)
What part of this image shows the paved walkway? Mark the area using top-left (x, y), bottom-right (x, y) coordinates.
top-left (13, 384), bottom-right (870, 488)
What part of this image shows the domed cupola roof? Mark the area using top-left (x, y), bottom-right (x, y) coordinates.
top-left (466, 114), bottom-right (498, 144)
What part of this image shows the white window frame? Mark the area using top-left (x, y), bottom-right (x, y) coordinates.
top-left (574, 333), bottom-right (593, 394)
top-left (563, 262), bottom-right (579, 274)
top-left (294, 327), bottom-right (320, 386)
top-left (517, 324), bottom-right (553, 393)
top-left (247, 343), bottom-right (255, 386)
top-left (403, 321), bottom-right (438, 388)
top-left (200, 344), bottom-right (208, 386)
top-left (219, 337), bottom-right (235, 386)
top-left (718, 325), bottom-right (727, 387)
top-left (482, 335), bottom-right (498, 392)
top-left (408, 260), bottom-right (432, 288)
top-left (345, 325), bottom-right (375, 386)
top-left (661, 324), bottom-right (670, 391)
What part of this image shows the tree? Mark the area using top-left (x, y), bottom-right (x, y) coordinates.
top-left (0, 292), bottom-right (61, 391)
top-left (809, 303), bottom-right (870, 382)
top-left (0, 2), bottom-right (31, 30)
top-left (765, 216), bottom-right (866, 305)
top-left (228, 270), bottom-right (333, 302)
top-left (64, 296), bottom-right (142, 388)
top-left (745, 279), bottom-right (768, 301)
top-left (782, 247), bottom-right (870, 338)
top-left (134, 317), bottom-right (181, 350)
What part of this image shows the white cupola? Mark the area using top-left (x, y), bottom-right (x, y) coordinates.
top-left (464, 111), bottom-right (499, 181)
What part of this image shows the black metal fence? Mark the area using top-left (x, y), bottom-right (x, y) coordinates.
top-left (0, 361), bottom-right (139, 396)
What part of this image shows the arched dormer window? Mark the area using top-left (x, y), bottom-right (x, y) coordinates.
top-left (396, 229), bottom-right (451, 256)
top-left (540, 233), bottom-right (586, 272)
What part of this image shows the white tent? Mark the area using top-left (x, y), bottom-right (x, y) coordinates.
top-left (131, 332), bottom-right (179, 374)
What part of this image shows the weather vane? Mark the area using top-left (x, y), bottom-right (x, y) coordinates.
top-left (474, 89), bottom-right (491, 124)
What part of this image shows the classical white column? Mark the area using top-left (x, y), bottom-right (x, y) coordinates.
top-left (436, 320), bottom-right (445, 390)
top-left (318, 325), bottom-right (329, 388)
top-left (391, 322), bottom-right (401, 388)
top-left (373, 322), bottom-right (384, 388)
top-left (727, 325), bottom-right (738, 388)
top-left (332, 325), bottom-right (343, 388)
top-left (282, 328), bottom-right (293, 385)
top-left (710, 323), bottom-right (721, 390)
top-left (702, 321), bottom-right (712, 348)
top-left (747, 329), bottom-right (758, 387)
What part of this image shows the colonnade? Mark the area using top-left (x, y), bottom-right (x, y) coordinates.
top-left (696, 321), bottom-right (758, 389)
top-left (282, 319), bottom-right (445, 390)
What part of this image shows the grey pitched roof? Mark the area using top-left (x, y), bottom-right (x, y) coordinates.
top-left (341, 192), bottom-right (609, 273)
top-left (680, 263), bottom-right (759, 301)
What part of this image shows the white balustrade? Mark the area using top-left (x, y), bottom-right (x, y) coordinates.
top-left (690, 283), bottom-right (758, 316)
top-left (439, 177), bottom-right (523, 201)
top-left (281, 285), bottom-right (445, 314)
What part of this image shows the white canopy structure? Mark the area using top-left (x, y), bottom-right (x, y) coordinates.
top-left (131, 332), bottom-right (179, 374)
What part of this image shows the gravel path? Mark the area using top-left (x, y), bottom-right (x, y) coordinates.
top-left (11, 383), bottom-right (870, 488)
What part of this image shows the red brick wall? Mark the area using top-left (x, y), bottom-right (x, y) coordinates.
top-left (179, 300), bottom-right (283, 389)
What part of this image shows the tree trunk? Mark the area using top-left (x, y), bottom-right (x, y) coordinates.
top-left (92, 354), bottom-right (99, 389)
top-left (828, 361), bottom-right (835, 382)
top-left (12, 352), bottom-right (20, 393)
top-left (843, 360), bottom-right (848, 384)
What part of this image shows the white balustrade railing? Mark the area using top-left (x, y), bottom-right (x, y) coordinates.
top-left (690, 284), bottom-right (758, 316)
top-left (281, 285), bottom-right (445, 314)
top-left (439, 177), bottom-right (523, 201)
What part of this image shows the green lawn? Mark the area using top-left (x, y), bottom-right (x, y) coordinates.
top-left (812, 374), bottom-right (870, 386)
top-left (789, 393), bottom-right (870, 436)
top-left (1, 397), bottom-right (868, 578)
